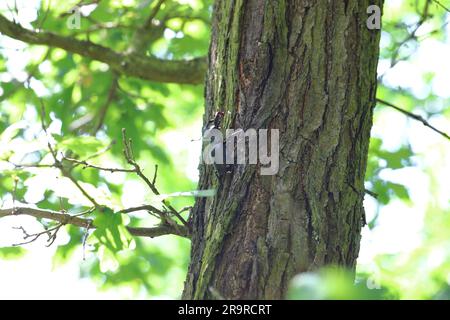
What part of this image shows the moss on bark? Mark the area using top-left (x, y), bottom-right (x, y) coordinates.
top-left (184, 0), bottom-right (383, 299)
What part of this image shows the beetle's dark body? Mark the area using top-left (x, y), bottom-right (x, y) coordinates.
top-left (203, 111), bottom-right (233, 177)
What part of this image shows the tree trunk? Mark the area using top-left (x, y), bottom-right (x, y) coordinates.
top-left (183, 0), bottom-right (382, 299)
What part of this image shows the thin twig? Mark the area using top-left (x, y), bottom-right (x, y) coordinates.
top-left (128, 0), bottom-right (166, 54)
top-left (376, 98), bottom-right (450, 141)
top-left (432, 0), bottom-right (450, 12)
top-left (64, 140), bottom-right (116, 169)
top-left (93, 74), bottom-right (118, 134)
top-left (6, 160), bottom-right (54, 169)
top-left (37, 0), bottom-right (52, 30)
top-left (39, 99), bottom-right (58, 162)
top-left (145, 0), bottom-right (166, 28)
top-left (3, 159), bottom-right (55, 169)
top-left (12, 223), bottom-right (64, 247)
top-left (39, 101), bottom-right (101, 207)
top-left (12, 176), bottom-right (19, 213)
top-left (0, 207), bottom-right (189, 239)
top-left (61, 171), bottom-right (101, 207)
top-left (364, 189), bottom-right (379, 199)
top-left (117, 204), bottom-right (165, 216)
top-left (152, 164), bottom-right (158, 185)
top-left (72, 207), bottom-right (96, 217)
top-left (121, 128), bottom-right (188, 226)
top-left (62, 156), bottom-right (135, 173)
top-left (381, 0), bottom-right (432, 74)
top-left (179, 206), bottom-right (193, 214)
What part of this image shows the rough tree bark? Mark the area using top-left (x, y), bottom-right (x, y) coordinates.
top-left (183, 0), bottom-right (382, 299)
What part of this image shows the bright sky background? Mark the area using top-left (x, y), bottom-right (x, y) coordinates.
top-left (0, 0), bottom-right (449, 299)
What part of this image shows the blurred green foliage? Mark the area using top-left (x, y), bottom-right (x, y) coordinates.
top-left (288, 267), bottom-right (392, 300)
top-left (0, 0), bottom-right (449, 299)
top-left (0, 0), bottom-right (211, 298)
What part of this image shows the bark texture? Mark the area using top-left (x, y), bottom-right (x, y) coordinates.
top-left (184, 0), bottom-right (382, 299)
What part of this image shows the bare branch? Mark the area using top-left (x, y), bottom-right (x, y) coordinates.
top-left (62, 156), bottom-right (136, 173)
top-left (7, 126), bottom-right (189, 226)
top-left (0, 14), bottom-right (206, 84)
top-left (146, 0), bottom-right (166, 26)
top-left (68, 74), bottom-right (119, 134)
top-left (364, 189), bottom-right (378, 199)
top-left (78, 140), bottom-right (116, 162)
top-left (0, 207), bottom-right (189, 238)
top-left (389, 0), bottom-right (431, 69)
top-left (3, 117), bottom-right (192, 243)
top-left (117, 204), bottom-right (166, 216)
top-left (376, 98), bottom-right (450, 141)
top-left (179, 206), bottom-right (193, 213)
top-left (60, 172), bottom-right (101, 207)
top-left (121, 128), bottom-right (188, 226)
top-left (39, 101), bottom-right (101, 207)
top-left (13, 223), bottom-right (64, 247)
top-left (432, 0), bottom-right (450, 12)
top-left (152, 164), bottom-right (158, 185)
top-left (39, 99), bottom-right (58, 161)
top-left (7, 161), bottom-right (54, 168)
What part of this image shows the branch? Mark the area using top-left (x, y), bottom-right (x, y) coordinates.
top-left (39, 100), bottom-right (101, 208)
top-left (117, 205), bottom-right (166, 216)
top-left (0, 14), bottom-right (206, 84)
top-left (0, 207), bottom-right (189, 238)
top-left (7, 126), bottom-right (190, 228)
top-left (93, 75), bottom-right (118, 133)
top-left (128, 0), bottom-right (166, 54)
top-left (433, 0), bottom-right (450, 12)
top-left (7, 161), bottom-right (54, 168)
top-left (121, 128), bottom-right (189, 226)
top-left (13, 224), bottom-right (63, 247)
top-left (388, 0), bottom-right (431, 69)
top-left (69, 73), bottom-right (119, 134)
top-left (60, 171), bottom-right (101, 207)
top-left (364, 189), bottom-right (378, 199)
top-left (376, 98), bottom-right (450, 141)
top-left (62, 156), bottom-right (136, 173)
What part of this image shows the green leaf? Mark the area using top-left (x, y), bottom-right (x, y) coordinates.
top-left (287, 267), bottom-right (389, 300)
top-left (0, 121), bottom-right (27, 144)
top-left (387, 182), bottom-right (410, 201)
top-left (378, 146), bottom-right (414, 170)
top-left (373, 179), bottom-right (390, 205)
top-left (92, 209), bottom-right (134, 253)
top-left (98, 245), bottom-right (120, 273)
top-left (53, 227), bottom-right (82, 266)
top-left (0, 247), bottom-right (27, 259)
top-left (55, 135), bottom-right (108, 158)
